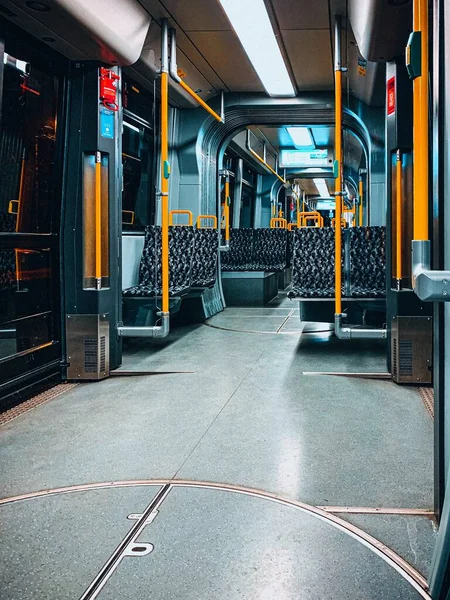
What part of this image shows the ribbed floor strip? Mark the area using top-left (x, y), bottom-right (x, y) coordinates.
top-left (0, 383), bottom-right (78, 426)
top-left (419, 387), bottom-right (434, 420)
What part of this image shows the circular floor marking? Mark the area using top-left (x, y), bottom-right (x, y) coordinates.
top-left (0, 478), bottom-right (431, 598)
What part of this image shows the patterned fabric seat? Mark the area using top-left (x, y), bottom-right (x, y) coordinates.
top-left (251, 228), bottom-right (288, 271)
top-left (123, 225), bottom-right (195, 297)
top-left (0, 212), bottom-right (17, 291)
top-left (288, 226), bottom-right (386, 299)
top-left (191, 228), bottom-right (218, 288)
top-left (221, 228), bottom-right (254, 271)
top-left (0, 211), bottom-right (17, 232)
top-left (0, 250), bottom-right (16, 291)
top-left (288, 227), bottom-right (343, 299)
top-left (349, 226), bottom-right (386, 297)
top-left (286, 230), bottom-right (294, 267)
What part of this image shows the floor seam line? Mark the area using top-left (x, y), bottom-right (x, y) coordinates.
top-left (171, 338), bottom-right (272, 480)
top-left (276, 308), bottom-right (295, 333)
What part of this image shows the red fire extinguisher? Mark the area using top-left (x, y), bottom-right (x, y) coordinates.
top-left (99, 67), bottom-right (120, 111)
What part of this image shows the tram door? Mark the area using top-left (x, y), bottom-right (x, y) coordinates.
top-left (0, 33), bottom-right (64, 409)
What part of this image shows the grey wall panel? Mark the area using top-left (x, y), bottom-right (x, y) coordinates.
top-left (122, 236), bottom-right (145, 290)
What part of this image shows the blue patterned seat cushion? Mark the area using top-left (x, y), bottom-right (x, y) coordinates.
top-left (288, 227), bottom-right (343, 298)
top-left (0, 212), bottom-right (17, 232)
top-left (191, 228), bottom-right (218, 287)
top-left (0, 213), bottom-right (17, 291)
top-left (221, 228), bottom-right (254, 271)
top-left (123, 225), bottom-right (195, 297)
top-left (288, 226), bottom-right (386, 299)
top-left (0, 250), bottom-right (16, 290)
top-left (349, 226), bottom-right (386, 297)
top-left (250, 228), bottom-right (288, 271)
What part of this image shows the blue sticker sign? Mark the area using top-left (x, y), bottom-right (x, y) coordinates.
top-left (100, 108), bottom-right (114, 139)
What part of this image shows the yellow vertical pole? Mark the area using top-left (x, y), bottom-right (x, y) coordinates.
top-left (358, 177), bottom-right (363, 226)
top-left (224, 178), bottom-right (230, 242)
top-left (161, 23), bottom-right (170, 314)
top-left (334, 16), bottom-right (343, 316)
top-left (396, 150), bottom-right (403, 285)
top-left (95, 151), bottom-right (102, 289)
top-left (413, 0), bottom-right (428, 241)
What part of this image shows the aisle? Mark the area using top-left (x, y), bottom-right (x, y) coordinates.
top-left (0, 304), bottom-right (436, 599)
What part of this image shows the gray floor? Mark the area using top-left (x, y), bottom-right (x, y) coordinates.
top-left (0, 300), bottom-right (435, 598)
top-left (339, 513), bottom-right (438, 578)
top-left (0, 486), bottom-right (162, 600)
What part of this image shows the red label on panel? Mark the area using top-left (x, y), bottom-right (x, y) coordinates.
top-left (387, 77), bottom-right (396, 115)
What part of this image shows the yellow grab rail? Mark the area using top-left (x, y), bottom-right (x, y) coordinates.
top-left (396, 150), bottom-right (403, 283)
top-left (270, 218), bottom-right (287, 229)
top-left (297, 211), bottom-right (323, 227)
top-left (170, 28), bottom-right (224, 124)
top-left (248, 146), bottom-right (286, 184)
top-left (8, 200), bottom-right (19, 215)
top-left (95, 152), bottom-right (102, 288)
top-left (222, 178), bottom-right (231, 242)
top-left (169, 209), bottom-right (193, 226)
top-left (412, 0), bottom-right (428, 241)
top-left (303, 215), bottom-right (324, 228)
top-left (331, 217), bottom-right (346, 228)
top-left (178, 80), bottom-right (223, 123)
top-left (161, 67), bottom-right (169, 313)
top-left (334, 16), bottom-right (343, 315)
top-left (287, 222), bottom-right (298, 231)
top-left (197, 215), bottom-right (218, 229)
top-left (358, 177), bottom-right (363, 226)
top-left (122, 210), bottom-right (135, 225)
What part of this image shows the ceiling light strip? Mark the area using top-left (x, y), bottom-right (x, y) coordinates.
top-left (217, 0), bottom-right (295, 97)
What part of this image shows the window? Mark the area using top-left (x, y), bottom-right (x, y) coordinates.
top-left (122, 119), bottom-right (155, 231)
top-left (0, 52), bottom-right (59, 233)
top-left (121, 79), bottom-right (156, 232)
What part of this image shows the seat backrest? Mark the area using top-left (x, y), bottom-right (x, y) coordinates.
top-left (252, 228), bottom-right (287, 270)
top-left (139, 225), bottom-right (195, 291)
top-left (221, 228), bottom-right (254, 270)
top-left (0, 211), bottom-right (17, 233)
top-left (291, 227), bottom-right (338, 297)
top-left (348, 226), bottom-right (386, 296)
top-left (0, 250), bottom-right (16, 290)
top-left (191, 228), bottom-right (218, 287)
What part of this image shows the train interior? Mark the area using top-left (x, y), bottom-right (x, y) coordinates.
top-left (0, 0), bottom-right (450, 599)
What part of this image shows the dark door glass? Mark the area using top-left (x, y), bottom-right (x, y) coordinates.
top-left (0, 53), bottom-right (59, 234)
top-left (122, 121), bottom-right (155, 230)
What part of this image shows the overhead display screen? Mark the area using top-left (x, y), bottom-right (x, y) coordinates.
top-left (280, 149), bottom-right (329, 168)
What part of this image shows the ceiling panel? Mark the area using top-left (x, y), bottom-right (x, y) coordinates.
top-left (187, 31), bottom-right (264, 92)
top-left (158, 0), bottom-right (231, 31)
top-left (282, 30), bottom-right (333, 91)
top-left (138, 1), bottom-right (229, 90)
top-left (271, 0), bottom-right (330, 30)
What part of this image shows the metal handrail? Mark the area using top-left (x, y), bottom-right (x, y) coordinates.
top-left (169, 209), bottom-right (193, 226)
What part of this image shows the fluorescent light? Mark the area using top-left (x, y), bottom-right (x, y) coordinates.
top-left (218, 0), bottom-right (295, 97)
top-left (286, 127), bottom-right (314, 147)
top-left (4, 53), bottom-right (28, 74)
top-left (123, 121), bottom-right (140, 133)
top-left (313, 178), bottom-right (329, 198)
